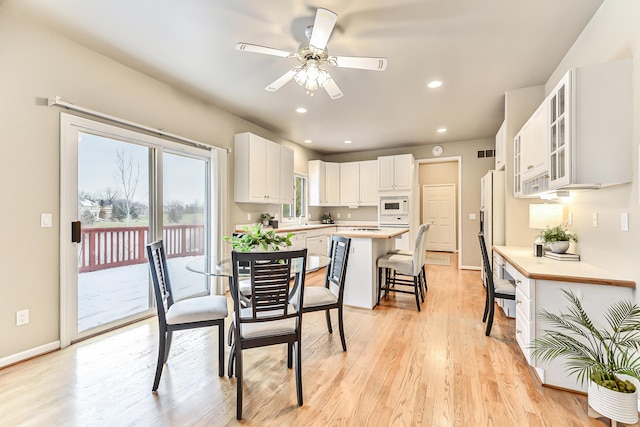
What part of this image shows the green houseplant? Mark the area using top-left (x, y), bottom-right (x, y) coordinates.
top-left (532, 289), bottom-right (640, 424)
top-left (538, 223), bottom-right (578, 254)
top-left (224, 224), bottom-right (293, 252)
top-left (258, 212), bottom-right (273, 227)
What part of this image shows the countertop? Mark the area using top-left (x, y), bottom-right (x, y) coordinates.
top-left (234, 222), bottom-right (376, 234)
top-left (334, 227), bottom-right (409, 239)
top-left (493, 246), bottom-right (635, 288)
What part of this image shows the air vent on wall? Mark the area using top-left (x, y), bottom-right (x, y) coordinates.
top-left (477, 149), bottom-right (495, 158)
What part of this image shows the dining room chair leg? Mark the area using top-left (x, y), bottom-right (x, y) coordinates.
top-left (164, 330), bottom-right (173, 364)
top-left (228, 342), bottom-right (236, 378)
top-left (236, 347), bottom-right (243, 420)
top-left (152, 330), bottom-right (167, 392)
top-left (338, 307), bottom-right (347, 352)
top-left (218, 321), bottom-right (224, 377)
top-left (325, 310), bottom-right (333, 334)
top-left (295, 340), bottom-right (303, 406)
top-left (485, 299), bottom-right (495, 336)
top-left (287, 343), bottom-right (293, 369)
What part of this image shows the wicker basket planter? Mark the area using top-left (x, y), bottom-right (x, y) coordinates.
top-left (588, 379), bottom-right (638, 425)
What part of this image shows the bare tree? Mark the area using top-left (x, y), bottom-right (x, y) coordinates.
top-left (114, 149), bottom-right (142, 224)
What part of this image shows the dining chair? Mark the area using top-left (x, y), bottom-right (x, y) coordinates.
top-left (146, 240), bottom-right (228, 392)
top-left (478, 232), bottom-right (515, 336)
top-left (292, 235), bottom-right (351, 351)
top-left (229, 249), bottom-right (307, 420)
top-left (376, 223), bottom-right (429, 311)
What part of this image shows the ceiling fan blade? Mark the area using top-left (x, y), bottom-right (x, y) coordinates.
top-left (324, 78), bottom-right (343, 100)
top-left (309, 8), bottom-right (338, 52)
top-left (235, 42), bottom-right (293, 58)
top-left (265, 68), bottom-right (297, 92)
top-left (332, 55), bottom-right (388, 71)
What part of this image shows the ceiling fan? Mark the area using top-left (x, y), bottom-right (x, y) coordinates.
top-left (235, 8), bottom-right (387, 99)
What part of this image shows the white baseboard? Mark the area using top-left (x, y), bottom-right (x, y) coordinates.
top-left (461, 265), bottom-right (481, 271)
top-left (0, 341), bottom-right (60, 368)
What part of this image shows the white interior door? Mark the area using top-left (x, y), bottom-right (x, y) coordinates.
top-left (422, 184), bottom-right (456, 252)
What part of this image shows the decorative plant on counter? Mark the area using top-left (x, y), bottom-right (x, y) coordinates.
top-left (538, 223), bottom-right (578, 254)
top-left (532, 289), bottom-right (640, 423)
top-left (224, 224), bottom-right (293, 252)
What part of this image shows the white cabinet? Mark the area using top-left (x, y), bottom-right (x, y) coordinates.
top-left (339, 160), bottom-right (379, 206)
top-left (378, 154), bottom-right (415, 191)
top-left (494, 121), bottom-right (506, 171)
top-left (288, 232), bottom-right (307, 251)
top-left (279, 146), bottom-right (294, 205)
top-left (548, 59), bottom-right (632, 191)
top-left (234, 132), bottom-right (293, 204)
top-left (518, 101), bottom-right (550, 196)
top-left (513, 59), bottom-right (632, 198)
top-left (309, 160), bottom-right (340, 206)
top-left (340, 162), bottom-right (359, 206)
top-left (306, 235), bottom-right (328, 256)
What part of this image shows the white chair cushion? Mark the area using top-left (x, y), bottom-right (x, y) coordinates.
top-left (236, 305), bottom-right (298, 339)
top-left (238, 279), bottom-right (251, 295)
top-left (297, 286), bottom-right (338, 310)
top-left (377, 253), bottom-right (416, 276)
top-left (387, 249), bottom-right (413, 256)
top-left (166, 295), bottom-right (228, 325)
top-left (495, 279), bottom-right (516, 295)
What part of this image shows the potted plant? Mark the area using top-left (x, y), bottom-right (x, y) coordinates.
top-left (538, 223), bottom-right (578, 254)
top-left (258, 212), bottom-right (273, 227)
top-left (224, 224), bottom-right (293, 252)
top-left (532, 289), bottom-right (640, 425)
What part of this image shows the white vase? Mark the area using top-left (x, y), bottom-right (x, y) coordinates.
top-left (547, 241), bottom-right (570, 254)
top-left (588, 379), bottom-right (639, 424)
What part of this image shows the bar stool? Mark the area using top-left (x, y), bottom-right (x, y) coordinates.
top-left (386, 223), bottom-right (430, 297)
top-left (377, 224), bottom-right (429, 311)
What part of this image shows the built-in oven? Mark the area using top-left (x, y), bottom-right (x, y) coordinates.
top-left (379, 195), bottom-right (409, 227)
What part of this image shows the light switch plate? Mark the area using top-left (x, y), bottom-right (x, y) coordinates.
top-left (41, 213), bottom-right (53, 228)
top-left (592, 212), bottom-right (598, 228)
top-left (621, 212), bottom-right (629, 231)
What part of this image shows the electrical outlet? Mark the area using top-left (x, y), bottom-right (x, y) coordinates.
top-left (16, 309), bottom-right (29, 326)
top-left (621, 212), bottom-right (629, 231)
top-left (336, 213), bottom-right (341, 219)
top-left (568, 212), bottom-right (573, 226)
top-left (592, 212), bottom-right (598, 228)
top-left (347, 213), bottom-right (351, 219)
top-left (247, 213), bottom-right (251, 221)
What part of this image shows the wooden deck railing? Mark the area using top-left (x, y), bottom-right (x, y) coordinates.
top-left (78, 225), bottom-right (205, 272)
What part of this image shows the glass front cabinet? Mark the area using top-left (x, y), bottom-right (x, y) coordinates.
top-left (548, 71), bottom-right (571, 189)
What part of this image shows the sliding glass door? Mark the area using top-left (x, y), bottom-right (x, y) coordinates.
top-left (61, 113), bottom-right (213, 344)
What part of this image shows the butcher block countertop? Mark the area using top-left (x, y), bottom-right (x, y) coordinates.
top-left (493, 246), bottom-right (635, 288)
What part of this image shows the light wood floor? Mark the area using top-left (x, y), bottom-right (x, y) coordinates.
top-left (0, 253), bottom-right (609, 426)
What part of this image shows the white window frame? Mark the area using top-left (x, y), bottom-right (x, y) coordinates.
top-left (281, 173), bottom-right (308, 223)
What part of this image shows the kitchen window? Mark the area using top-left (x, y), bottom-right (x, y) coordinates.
top-left (282, 174), bottom-right (307, 221)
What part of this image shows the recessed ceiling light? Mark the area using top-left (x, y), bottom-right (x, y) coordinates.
top-left (427, 80), bottom-right (443, 89)
top-left (304, 139), bottom-right (312, 143)
top-left (437, 128), bottom-right (447, 133)
top-left (296, 107), bottom-right (307, 113)
top-left (344, 140), bottom-right (352, 144)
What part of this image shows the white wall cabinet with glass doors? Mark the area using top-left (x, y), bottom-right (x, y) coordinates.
top-left (340, 160), bottom-right (378, 207)
top-left (517, 101), bottom-right (549, 196)
top-left (514, 59), bottom-right (632, 198)
top-left (234, 132), bottom-right (294, 204)
top-left (548, 59), bottom-right (632, 191)
top-left (378, 154), bottom-right (414, 191)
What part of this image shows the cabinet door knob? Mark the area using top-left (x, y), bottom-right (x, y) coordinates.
top-left (516, 300), bottom-right (522, 304)
top-left (516, 279), bottom-right (522, 284)
top-left (516, 329), bottom-right (522, 334)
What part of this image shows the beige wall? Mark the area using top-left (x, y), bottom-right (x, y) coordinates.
top-left (0, 9), bottom-right (323, 359)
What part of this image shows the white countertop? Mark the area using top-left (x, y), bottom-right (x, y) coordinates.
top-left (334, 227), bottom-right (409, 239)
top-left (494, 246), bottom-right (635, 288)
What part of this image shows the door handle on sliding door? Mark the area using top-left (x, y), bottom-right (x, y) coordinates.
top-left (71, 221), bottom-right (82, 243)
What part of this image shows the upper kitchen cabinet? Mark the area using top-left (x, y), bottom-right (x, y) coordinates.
top-left (548, 59), bottom-right (632, 191)
top-left (279, 146), bottom-right (294, 205)
top-left (518, 101), bottom-right (549, 196)
top-left (309, 160), bottom-right (340, 206)
top-left (234, 132), bottom-right (293, 204)
top-left (495, 121), bottom-right (506, 171)
top-left (340, 160), bottom-right (379, 207)
top-left (378, 154), bottom-right (415, 191)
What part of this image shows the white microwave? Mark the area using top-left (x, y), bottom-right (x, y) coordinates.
top-left (380, 196), bottom-right (409, 216)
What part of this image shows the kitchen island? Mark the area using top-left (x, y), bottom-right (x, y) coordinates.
top-left (333, 227), bottom-right (410, 309)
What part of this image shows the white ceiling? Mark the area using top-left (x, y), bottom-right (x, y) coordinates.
top-left (3, 0), bottom-right (603, 154)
